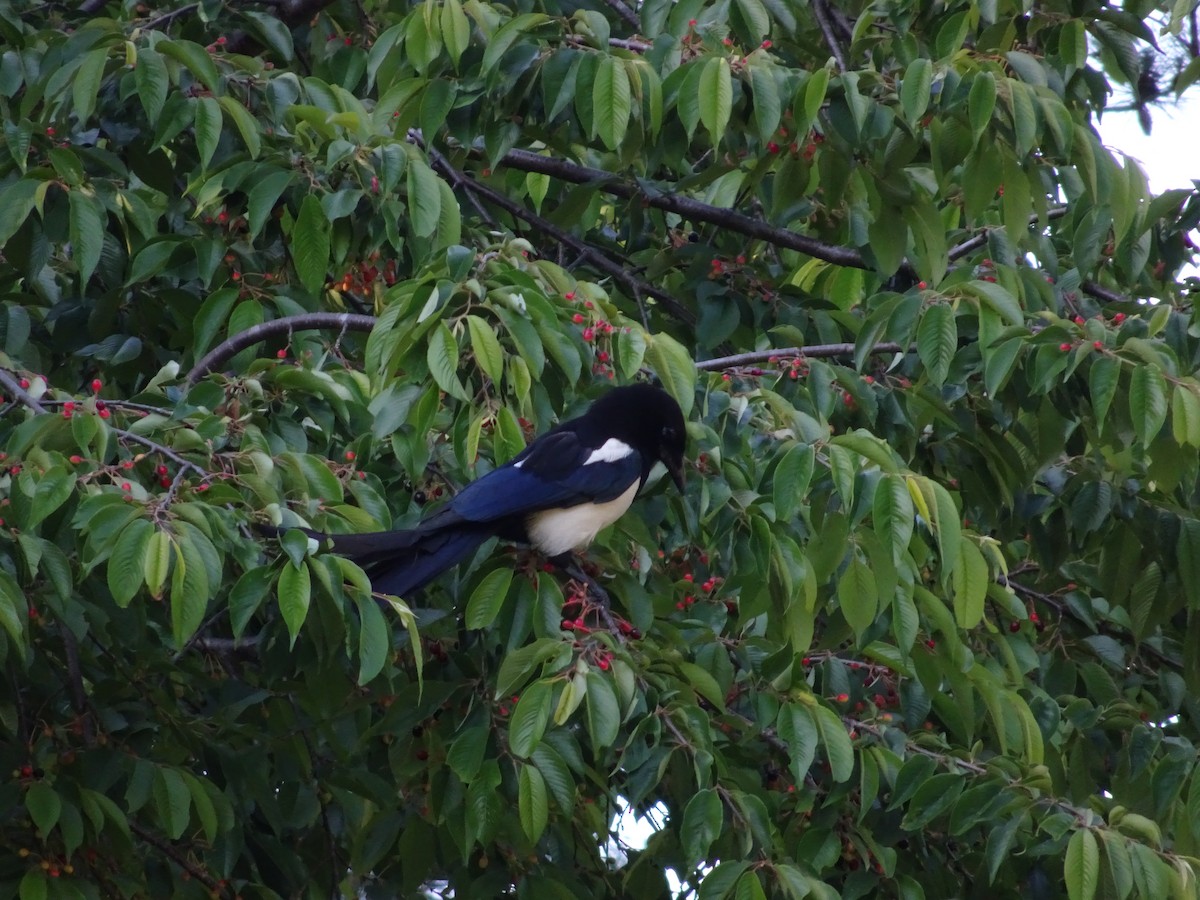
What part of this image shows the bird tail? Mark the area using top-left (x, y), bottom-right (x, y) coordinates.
top-left (262, 523), bottom-right (491, 599)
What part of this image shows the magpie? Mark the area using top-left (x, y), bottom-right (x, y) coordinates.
top-left (281, 383), bottom-right (686, 599)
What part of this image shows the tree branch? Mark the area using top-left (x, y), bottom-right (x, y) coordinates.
top-left (696, 342), bottom-right (908, 370)
top-left (498, 148), bottom-right (872, 270)
top-left (496, 152), bottom-right (1139, 307)
top-left (129, 821), bottom-right (227, 895)
top-left (810, 0), bottom-right (849, 70)
top-left (59, 627), bottom-right (94, 746)
top-left (186, 312), bottom-right (377, 385)
top-left (1080, 280), bottom-right (1129, 305)
top-left (597, 0), bottom-right (640, 29)
top-left (422, 142), bottom-right (696, 326)
top-left (0, 369), bottom-right (47, 413)
top-left (947, 206), bottom-right (1070, 262)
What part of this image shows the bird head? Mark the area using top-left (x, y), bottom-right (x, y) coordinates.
top-left (591, 383), bottom-right (687, 492)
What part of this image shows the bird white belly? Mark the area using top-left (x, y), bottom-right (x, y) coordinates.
top-left (526, 481), bottom-right (640, 556)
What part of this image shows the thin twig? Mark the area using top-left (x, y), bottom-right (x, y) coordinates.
top-left (186, 312), bottom-right (376, 384)
top-left (947, 207), bottom-right (1070, 262)
top-left (810, 0), bottom-right (849, 70)
top-left (1080, 280), bottom-right (1129, 305)
top-left (598, 0), bottom-right (640, 29)
top-left (696, 342), bottom-right (908, 370)
top-left (564, 34), bottom-right (653, 52)
top-left (59, 627), bottom-right (94, 747)
top-left (0, 369), bottom-right (47, 413)
top-left (498, 148), bottom-right (882, 270)
top-left (129, 821), bottom-right (226, 895)
top-left (142, 2), bottom-right (198, 30)
top-left (495, 151), bottom-right (1138, 306)
top-left (110, 426), bottom-right (210, 479)
top-left (422, 141), bottom-right (697, 325)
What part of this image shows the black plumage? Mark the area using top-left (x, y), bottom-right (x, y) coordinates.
top-left (276, 383), bottom-right (686, 598)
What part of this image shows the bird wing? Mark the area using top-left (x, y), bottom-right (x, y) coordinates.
top-left (447, 430), bottom-right (643, 524)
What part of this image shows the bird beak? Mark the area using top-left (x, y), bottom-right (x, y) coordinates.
top-left (665, 455), bottom-right (686, 493)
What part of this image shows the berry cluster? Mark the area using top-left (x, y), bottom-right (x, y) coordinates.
top-left (565, 292), bottom-right (618, 379)
top-left (333, 253), bottom-right (398, 293)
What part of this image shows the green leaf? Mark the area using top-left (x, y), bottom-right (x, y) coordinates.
top-left (0, 572), bottom-right (27, 661)
top-left (448, 725), bottom-right (489, 783)
top-left (292, 194), bottom-right (331, 295)
top-left (357, 594), bottom-right (390, 685)
top-left (965, 279), bottom-right (1024, 327)
top-left (143, 529), bottom-right (172, 600)
top-left (838, 553), bottom-right (877, 636)
top-left (466, 314), bottom-right (505, 385)
top-left (170, 529), bottom-right (211, 647)
top-left (0, 179), bottom-right (40, 247)
top-left (585, 671), bottom-right (620, 750)
top-left (108, 518), bottom-right (153, 607)
top-left (441, 0), bottom-right (471, 67)
top-left (193, 96), bottom-right (222, 170)
top-left (734, 0), bottom-right (769, 41)
top-left (776, 705), bottom-right (818, 782)
top-left (68, 189), bottom-right (105, 285)
top-left (901, 772), bottom-right (964, 829)
top-left (496, 638), bottom-right (563, 698)
top-left (246, 170), bottom-right (294, 240)
top-left (407, 157), bottom-right (442, 238)
top-left (465, 567), bottom-right (513, 630)
top-left (645, 331), bottom-right (696, 417)
top-left (26, 466), bottom-right (74, 529)
top-left (901, 58), bottom-right (933, 124)
top-left (18, 871), bottom-right (48, 900)
top-left (1129, 364), bottom-right (1168, 445)
top-left (217, 95), bottom-right (262, 157)
top-left (1172, 382), bottom-right (1200, 447)
top-left (698, 57), bottom-right (732, 145)
top-left (813, 705), bottom-right (854, 782)
top-left (1066, 829), bottom-right (1100, 900)
top-left (427, 321), bottom-right (471, 401)
top-left (1090, 356), bottom-right (1120, 427)
top-left (26, 782), bottom-right (61, 836)
top-left (509, 679), bottom-right (553, 757)
top-left (518, 764), bottom-right (549, 843)
top-left (699, 862), bottom-right (751, 900)
top-left (917, 303), bottom-right (956, 387)
top-left (154, 769), bottom-right (191, 841)
top-left (240, 9), bottom-right (294, 61)
top-left (593, 56), bottom-right (632, 150)
top-left (72, 48), bottom-right (108, 123)
top-left (952, 539), bottom-right (988, 629)
top-left (968, 71), bottom-right (997, 142)
top-left (278, 559), bottom-right (312, 646)
top-left (158, 39), bottom-right (221, 93)
top-left (749, 64), bottom-right (781, 143)
top-left (481, 13), bottom-right (549, 75)
top-left (874, 473), bottom-right (915, 563)
top-left (773, 443), bottom-right (814, 522)
top-left (682, 789), bottom-right (723, 865)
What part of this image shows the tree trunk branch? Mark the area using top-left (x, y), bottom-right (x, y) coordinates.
top-left (186, 312), bottom-right (377, 385)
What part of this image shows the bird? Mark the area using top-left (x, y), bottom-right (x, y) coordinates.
top-left (275, 383), bottom-right (687, 601)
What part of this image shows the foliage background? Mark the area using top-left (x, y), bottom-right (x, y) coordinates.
top-left (2, 0), bottom-right (1200, 897)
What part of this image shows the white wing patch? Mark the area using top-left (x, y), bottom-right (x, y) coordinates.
top-left (584, 438), bottom-right (635, 465)
top-left (526, 481), bottom-right (640, 557)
